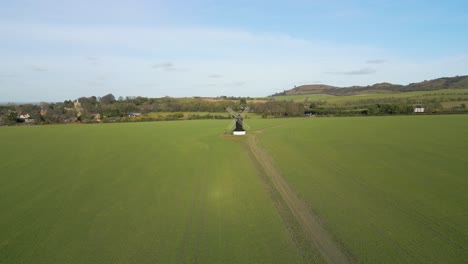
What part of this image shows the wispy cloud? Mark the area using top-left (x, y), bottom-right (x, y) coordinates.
top-left (86, 80), bottom-right (105, 86)
top-left (166, 67), bottom-right (189, 72)
top-left (95, 74), bottom-right (107, 81)
top-left (208, 74), bottom-right (222, 78)
top-left (137, 83), bottom-right (159, 88)
top-left (152, 62), bottom-right (188, 72)
top-left (31, 65), bottom-right (47, 72)
top-left (366, 59), bottom-right (387, 64)
top-left (2, 21), bottom-right (466, 101)
top-left (0, 73), bottom-right (17, 78)
top-left (324, 68), bottom-right (376, 75)
top-left (86, 56), bottom-right (99, 65)
top-left (152, 62), bottom-right (173, 69)
top-left (229, 81), bottom-right (246, 87)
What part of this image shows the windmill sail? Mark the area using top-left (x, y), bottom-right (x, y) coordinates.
top-left (225, 107), bottom-right (250, 133)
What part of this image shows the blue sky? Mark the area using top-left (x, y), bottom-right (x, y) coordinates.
top-left (1, 0), bottom-right (467, 102)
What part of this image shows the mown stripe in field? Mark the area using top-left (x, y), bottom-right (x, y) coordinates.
top-left (178, 159), bottom-right (208, 264)
top-left (194, 164), bottom-right (207, 264)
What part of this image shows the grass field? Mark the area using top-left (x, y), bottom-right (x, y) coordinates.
top-left (274, 88), bottom-right (468, 107)
top-left (146, 112), bottom-right (263, 119)
top-left (256, 115), bottom-right (468, 263)
top-left (1, 115), bottom-right (467, 263)
top-left (0, 121), bottom-right (304, 263)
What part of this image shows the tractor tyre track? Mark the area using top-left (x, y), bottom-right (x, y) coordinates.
top-left (246, 133), bottom-right (350, 264)
top-left (178, 160), bottom-right (208, 264)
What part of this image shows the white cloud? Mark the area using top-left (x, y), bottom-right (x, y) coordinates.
top-left (324, 68), bottom-right (376, 75)
top-left (208, 74), bottom-right (223, 78)
top-left (0, 21), bottom-right (466, 101)
top-left (366, 59), bottom-right (387, 64)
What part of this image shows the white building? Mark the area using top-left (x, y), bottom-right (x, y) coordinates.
top-left (414, 106), bottom-right (425, 113)
top-left (19, 113), bottom-right (31, 119)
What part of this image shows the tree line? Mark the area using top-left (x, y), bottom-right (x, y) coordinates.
top-left (0, 94), bottom-right (306, 125)
top-left (2, 93), bottom-right (467, 126)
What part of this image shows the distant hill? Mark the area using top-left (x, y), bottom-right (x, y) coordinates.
top-left (276, 75), bottom-right (468, 96)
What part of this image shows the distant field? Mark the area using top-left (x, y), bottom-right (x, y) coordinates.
top-left (275, 88), bottom-right (468, 107)
top-left (146, 112), bottom-right (263, 119)
top-left (441, 100), bottom-right (468, 108)
top-left (274, 94), bottom-right (337, 102)
top-left (0, 121), bottom-right (303, 263)
top-left (1, 115), bottom-right (467, 263)
top-left (255, 115), bottom-right (468, 263)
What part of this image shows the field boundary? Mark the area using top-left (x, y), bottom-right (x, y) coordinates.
top-left (245, 131), bottom-right (351, 264)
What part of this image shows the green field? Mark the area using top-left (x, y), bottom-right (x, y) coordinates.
top-left (256, 115), bottom-right (468, 263)
top-left (0, 121), bottom-right (304, 263)
top-left (146, 112), bottom-right (263, 119)
top-left (275, 89), bottom-right (468, 107)
top-left (1, 115), bottom-right (467, 263)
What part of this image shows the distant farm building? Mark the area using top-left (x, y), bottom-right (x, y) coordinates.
top-left (414, 105), bottom-right (425, 113)
top-left (15, 113), bottom-right (35, 124)
top-left (19, 113), bottom-right (31, 120)
top-left (90, 113), bottom-right (101, 122)
top-left (128, 113), bottom-right (142, 117)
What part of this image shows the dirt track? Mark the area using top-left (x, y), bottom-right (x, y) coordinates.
top-left (246, 133), bottom-right (350, 264)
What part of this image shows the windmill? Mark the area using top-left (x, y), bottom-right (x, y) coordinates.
top-left (226, 107), bottom-right (250, 135)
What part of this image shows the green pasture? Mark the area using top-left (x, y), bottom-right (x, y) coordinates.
top-left (275, 88), bottom-right (468, 106)
top-left (1, 115), bottom-right (467, 263)
top-left (0, 121), bottom-right (302, 263)
top-left (441, 100), bottom-right (468, 108)
top-left (255, 115), bottom-right (468, 263)
top-left (274, 94), bottom-right (337, 102)
top-left (146, 112), bottom-right (263, 119)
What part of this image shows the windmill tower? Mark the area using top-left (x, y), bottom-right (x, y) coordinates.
top-left (226, 107), bottom-right (250, 135)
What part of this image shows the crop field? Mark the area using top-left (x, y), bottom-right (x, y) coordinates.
top-left (275, 88), bottom-right (468, 106)
top-left (1, 115), bottom-right (467, 263)
top-left (146, 112), bottom-right (263, 119)
top-left (256, 115), bottom-right (468, 263)
top-left (0, 121), bottom-right (304, 263)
